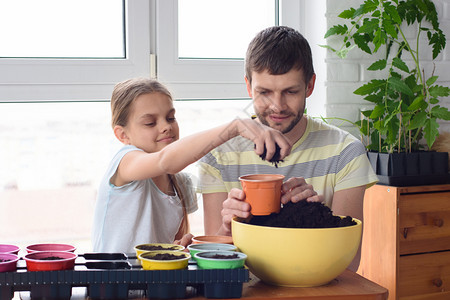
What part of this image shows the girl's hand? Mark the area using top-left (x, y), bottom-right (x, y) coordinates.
top-left (173, 233), bottom-right (194, 247)
top-left (234, 119), bottom-right (291, 161)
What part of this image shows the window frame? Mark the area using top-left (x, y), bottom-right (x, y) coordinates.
top-left (155, 0), bottom-right (305, 100)
top-left (0, 0), bottom-right (150, 103)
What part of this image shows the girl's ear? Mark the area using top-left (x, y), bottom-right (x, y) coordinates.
top-left (114, 125), bottom-right (130, 144)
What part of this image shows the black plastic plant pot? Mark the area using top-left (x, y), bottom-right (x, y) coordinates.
top-left (367, 151), bottom-right (450, 186)
top-left (433, 152), bottom-right (449, 174)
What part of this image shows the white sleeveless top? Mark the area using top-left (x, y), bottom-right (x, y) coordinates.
top-left (92, 145), bottom-right (198, 253)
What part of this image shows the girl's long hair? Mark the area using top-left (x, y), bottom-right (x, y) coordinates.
top-left (111, 77), bottom-right (190, 237)
top-left (170, 174), bottom-right (190, 237)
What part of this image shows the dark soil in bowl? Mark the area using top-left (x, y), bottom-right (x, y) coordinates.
top-left (0, 259), bottom-right (11, 262)
top-left (39, 256), bottom-right (64, 260)
top-left (138, 245), bottom-right (179, 251)
top-left (150, 253), bottom-right (184, 260)
top-left (249, 201), bottom-right (356, 228)
top-left (207, 254), bottom-right (239, 259)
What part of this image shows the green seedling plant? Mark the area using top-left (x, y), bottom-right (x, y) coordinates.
top-left (324, 0), bottom-right (450, 153)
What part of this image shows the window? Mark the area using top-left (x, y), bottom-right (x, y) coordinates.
top-left (0, 0), bottom-right (125, 58)
top-left (155, 0), bottom-right (324, 101)
top-left (177, 0), bottom-right (276, 59)
top-left (0, 0), bottom-right (150, 102)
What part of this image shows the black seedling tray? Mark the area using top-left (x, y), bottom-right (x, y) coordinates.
top-left (0, 253), bottom-right (249, 300)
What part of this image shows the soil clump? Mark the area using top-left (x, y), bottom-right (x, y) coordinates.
top-left (138, 245), bottom-right (179, 251)
top-left (150, 253), bottom-right (184, 260)
top-left (208, 254), bottom-right (239, 259)
top-left (39, 256), bottom-right (64, 260)
top-left (249, 201), bottom-right (356, 228)
top-left (258, 143), bottom-right (283, 168)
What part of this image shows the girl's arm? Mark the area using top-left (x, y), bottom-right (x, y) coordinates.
top-left (117, 118), bottom-right (291, 183)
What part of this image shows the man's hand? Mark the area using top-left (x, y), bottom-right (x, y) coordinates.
top-left (281, 177), bottom-right (323, 204)
top-left (234, 119), bottom-right (291, 161)
top-left (219, 178), bottom-right (323, 235)
top-left (219, 188), bottom-right (251, 235)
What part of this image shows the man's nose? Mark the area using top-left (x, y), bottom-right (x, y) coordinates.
top-left (268, 93), bottom-right (285, 113)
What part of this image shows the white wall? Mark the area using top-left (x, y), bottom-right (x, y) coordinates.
top-left (302, 0), bottom-right (328, 118)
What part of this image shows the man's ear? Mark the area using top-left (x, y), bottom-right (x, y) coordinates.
top-left (114, 125), bottom-right (130, 144)
top-left (245, 76), bottom-right (253, 97)
top-left (306, 74), bottom-right (316, 98)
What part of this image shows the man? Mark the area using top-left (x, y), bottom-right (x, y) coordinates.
top-left (198, 26), bottom-right (378, 271)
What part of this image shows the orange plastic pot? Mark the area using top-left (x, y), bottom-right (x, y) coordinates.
top-left (239, 174), bottom-right (285, 215)
top-left (191, 235), bottom-right (233, 244)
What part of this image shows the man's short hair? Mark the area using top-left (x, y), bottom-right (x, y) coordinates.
top-left (245, 26), bottom-right (315, 85)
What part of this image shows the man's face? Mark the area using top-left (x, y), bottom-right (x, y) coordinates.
top-left (245, 68), bottom-right (315, 137)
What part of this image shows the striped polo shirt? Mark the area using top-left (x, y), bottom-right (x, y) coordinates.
top-left (197, 115), bottom-right (378, 208)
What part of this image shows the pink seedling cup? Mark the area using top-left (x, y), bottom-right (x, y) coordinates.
top-left (0, 253), bottom-right (20, 272)
top-left (26, 243), bottom-right (76, 253)
top-left (0, 244), bottom-right (20, 255)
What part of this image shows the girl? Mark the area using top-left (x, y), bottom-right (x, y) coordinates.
top-left (92, 77), bottom-right (291, 253)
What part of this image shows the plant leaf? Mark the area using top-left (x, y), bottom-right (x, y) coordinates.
top-left (324, 24), bottom-right (349, 38)
top-left (373, 119), bottom-right (385, 133)
top-left (382, 18), bottom-right (398, 39)
top-left (357, 18), bottom-right (379, 34)
top-left (368, 59), bottom-right (387, 71)
top-left (364, 94), bottom-right (383, 103)
top-left (354, 80), bottom-right (385, 95)
top-left (426, 75), bottom-right (438, 86)
top-left (408, 111), bottom-right (427, 130)
top-left (430, 97), bottom-right (439, 104)
top-left (369, 104), bottom-right (385, 119)
top-left (407, 95), bottom-right (425, 111)
top-left (372, 28), bottom-right (384, 52)
top-left (392, 57), bottom-right (409, 73)
top-left (338, 8), bottom-right (356, 19)
top-left (388, 76), bottom-right (414, 96)
top-left (361, 110), bottom-right (373, 118)
top-left (353, 34), bottom-right (372, 54)
top-left (424, 117), bottom-right (439, 149)
top-left (363, 0), bottom-right (379, 13)
top-left (429, 85), bottom-right (450, 97)
top-left (384, 2), bottom-right (402, 24)
top-left (429, 31), bottom-right (446, 59)
top-left (431, 105), bottom-right (450, 120)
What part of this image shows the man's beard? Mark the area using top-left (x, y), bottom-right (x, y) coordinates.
top-left (256, 108), bottom-right (304, 134)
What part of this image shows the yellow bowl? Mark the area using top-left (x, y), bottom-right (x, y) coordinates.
top-left (231, 216), bottom-right (362, 287)
top-left (138, 250), bottom-right (190, 270)
top-left (134, 243), bottom-right (185, 258)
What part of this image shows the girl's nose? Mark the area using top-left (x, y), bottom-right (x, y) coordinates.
top-left (161, 121), bottom-right (172, 133)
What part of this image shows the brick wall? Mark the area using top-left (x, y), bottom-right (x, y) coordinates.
top-left (325, 0), bottom-right (450, 138)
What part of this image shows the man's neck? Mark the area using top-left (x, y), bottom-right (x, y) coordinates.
top-left (285, 116), bottom-right (308, 146)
